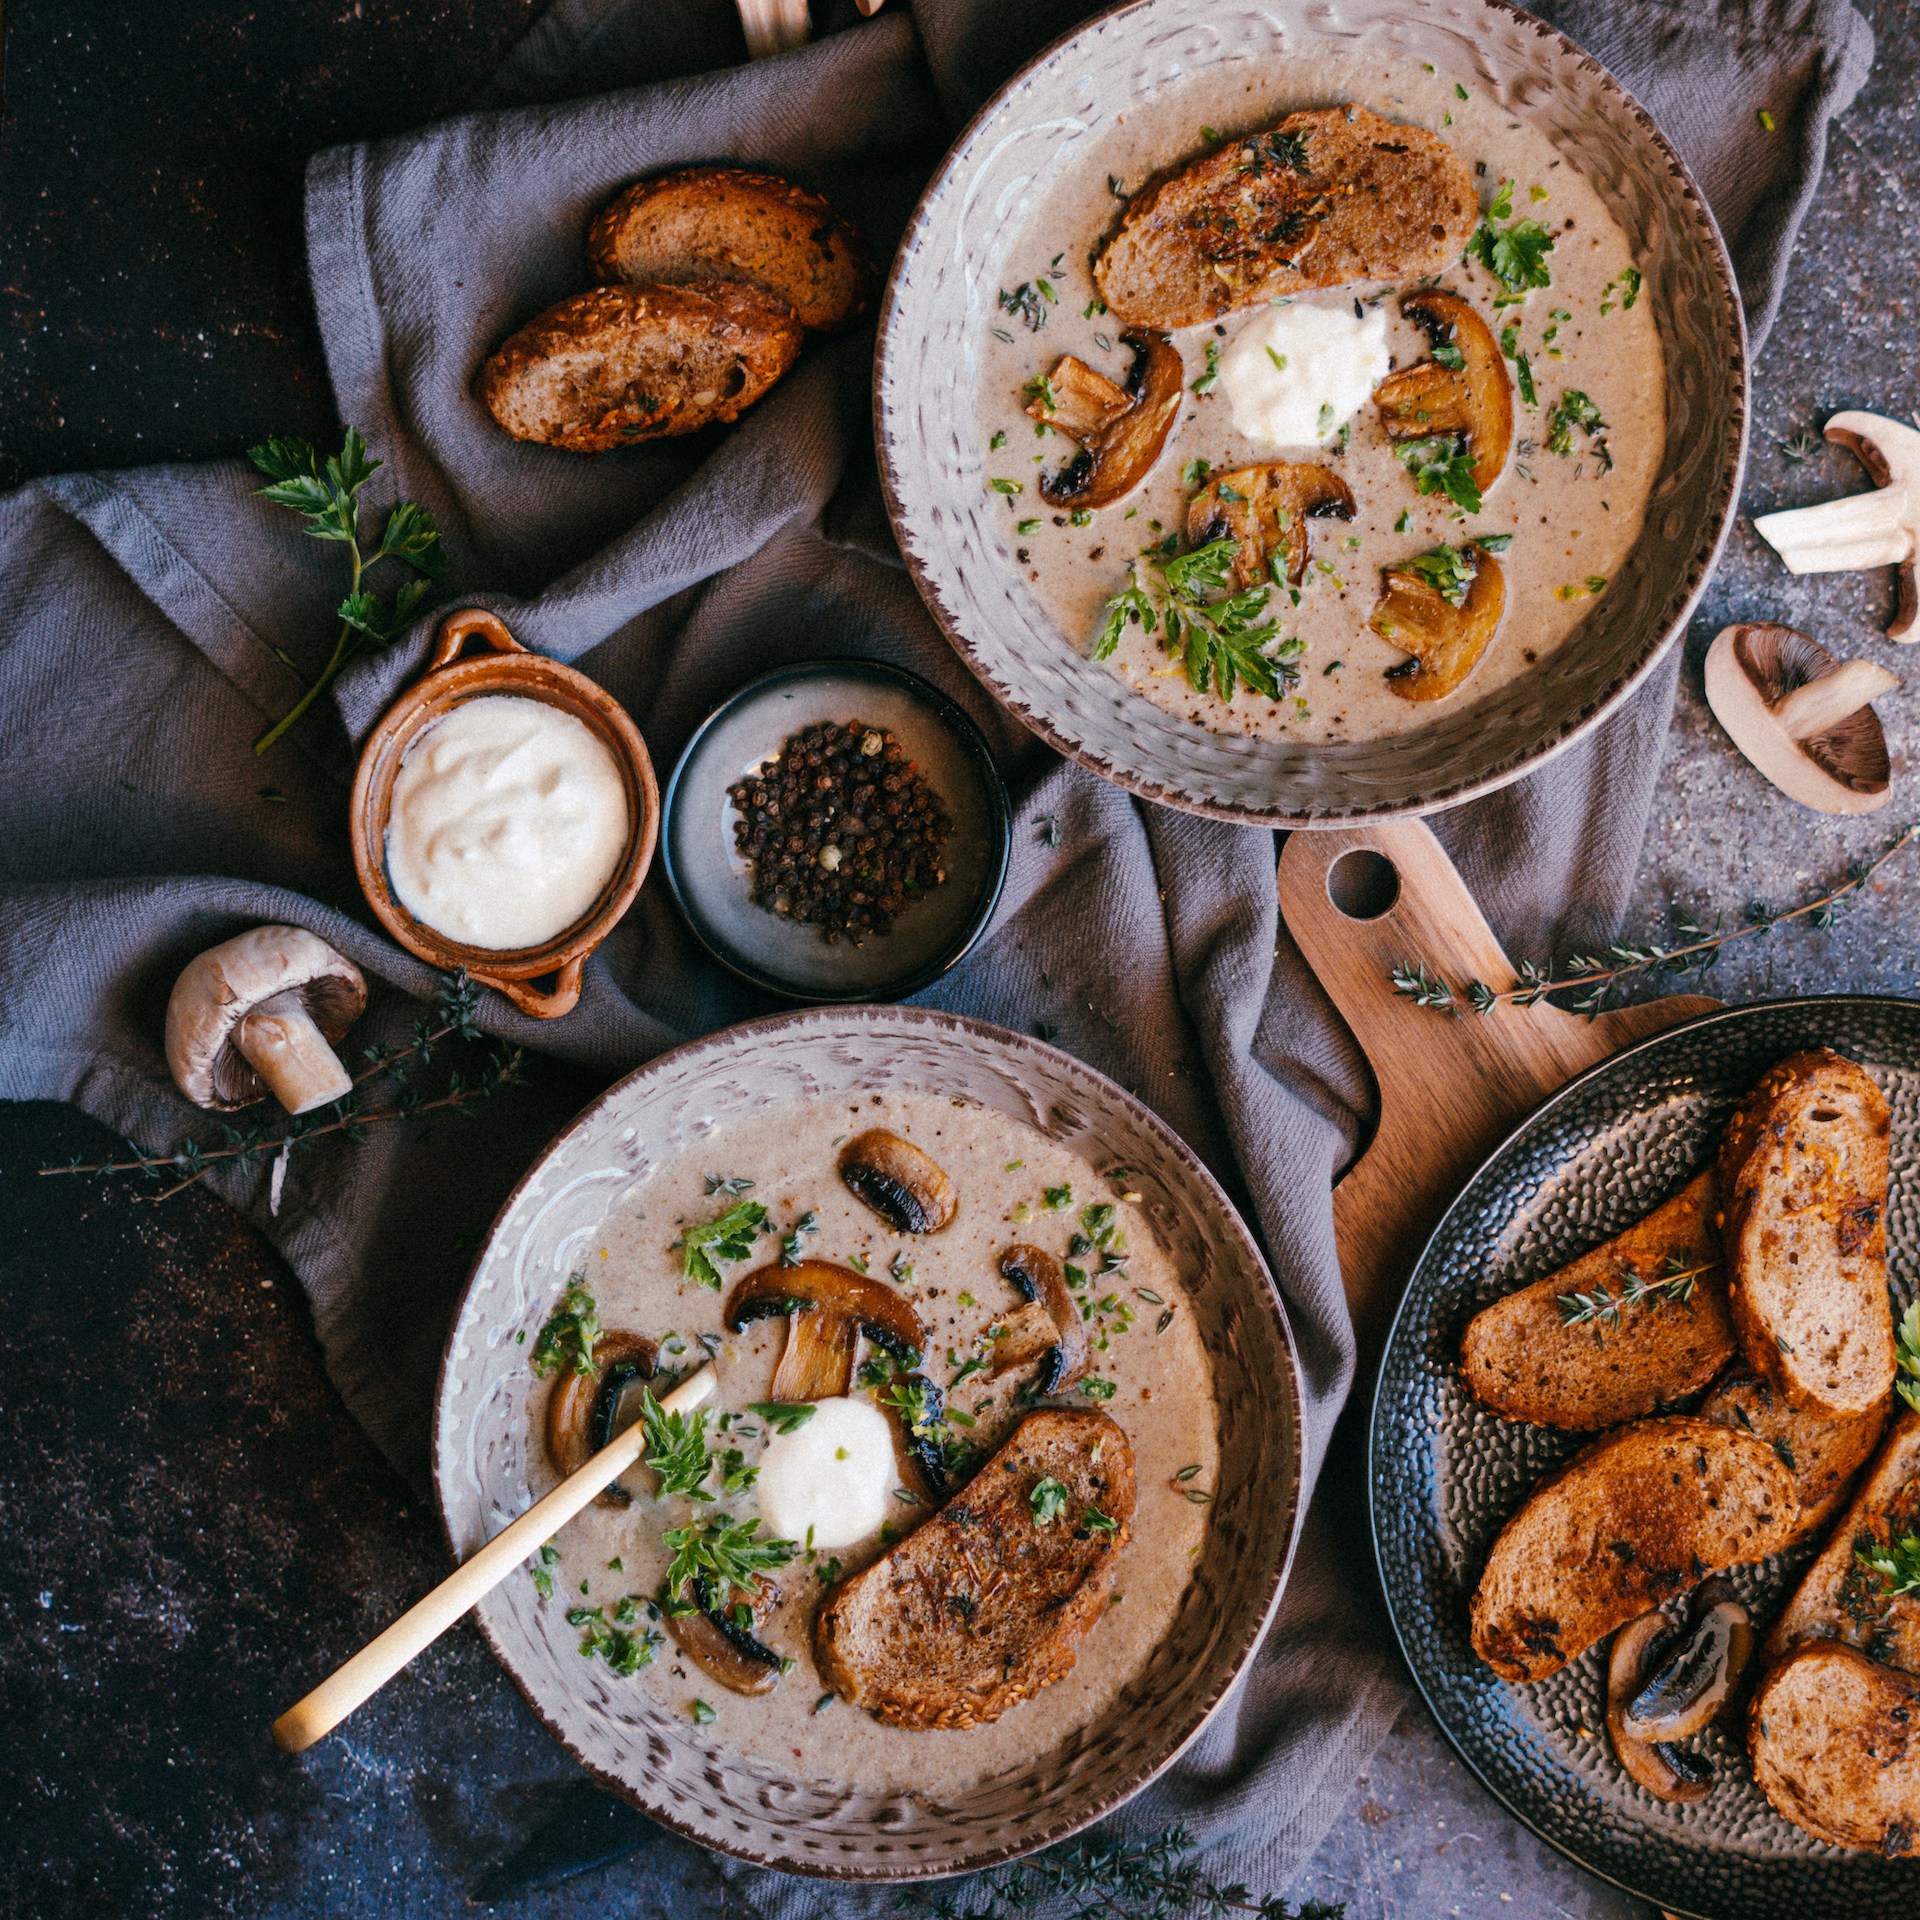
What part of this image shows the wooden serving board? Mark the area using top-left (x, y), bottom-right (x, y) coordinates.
top-left (1276, 819), bottom-right (1719, 1362)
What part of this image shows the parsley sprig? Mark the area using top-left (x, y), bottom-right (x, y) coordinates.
top-left (1896, 1298), bottom-right (1920, 1417)
top-left (1856, 1524), bottom-right (1920, 1598)
top-left (531, 1277), bottom-right (603, 1379)
top-left (1394, 439), bottom-right (1483, 514)
top-left (662, 1513), bottom-right (796, 1602)
top-left (639, 1387), bottom-right (716, 1501)
top-left (1095, 538), bottom-right (1305, 702)
top-left (1544, 389), bottom-right (1609, 464)
top-left (1465, 178), bottom-right (1555, 305)
top-left (1030, 1476), bottom-right (1071, 1525)
top-left (247, 428), bottom-right (445, 754)
top-left (680, 1198), bottom-right (767, 1289)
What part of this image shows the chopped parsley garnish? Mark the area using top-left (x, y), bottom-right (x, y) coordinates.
top-left (1180, 456), bottom-right (1212, 487)
top-left (1394, 436), bottom-right (1483, 514)
top-left (571, 1606), bottom-right (662, 1676)
top-left (1466, 183), bottom-right (1555, 303)
top-left (990, 477), bottom-right (1023, 495)
top-left (1544, 388), bottom-right (1607, 457)
top-left (989, 430), bottom-right (1006, 451)
top-left (1080, 1376), bottom-right (1118, 1401)
top-left (747, 1401), bottom-right (819, 1435)
top-left (639, 1388), bottom-right (716, 1501)
top-left (1600, 266), bottom-right (1643, 315)
top-left (1896, 1299), bottom-right (1920, 1415)
top-left (1094, 539), bottom-right (1304, 703)
top-left (1432, 342), bottom-right (1465, 370)
top-left (680, 1199), bottom-right (766, 1290)
top-left (1514, 351), bottom-right (1537, 408)
top-left (1473, 532), bottom-right (1513, 554)
top-left (1399, 543), bottom-right (1478, 608)
top-left (1085, 1508), bottom-right (1120, 1533)
top-left (1394, 508), bottom-right (1410, 533)
top-left (1191, 341), bottom-right (1221, 396)
top-left (1855, 1530), bottom-right (1920, 1597)
top-left (662, 1513), bottom-right (796, 1602)
top-left (1316, 401), bottom-right (1335, 437)
top-left (691, 1699), bottom-right (716, 1725)
top-left (530, 1277), bottom-right (601, 1379)
top-left (1266, 346), bottom-right (1288, 372)
top-left (1029, 1476), bottom-right (1071, 1525)
top-left (1043, 1184), bottom-right (1074, 1211)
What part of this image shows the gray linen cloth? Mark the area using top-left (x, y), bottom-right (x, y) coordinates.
top-left (0, 0), bottom-right (1872, 1905)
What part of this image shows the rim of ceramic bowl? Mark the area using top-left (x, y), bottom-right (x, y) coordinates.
top-left (659, 657), bottom-right (1012, 1003)
top-left (430, 1003), bottom-right (1307, 1879)
top-left (873, 0), bottom-right (1750, 828)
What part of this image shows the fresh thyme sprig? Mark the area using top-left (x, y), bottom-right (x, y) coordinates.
top-left (1556, 1254), bottom-right (1714, 1345)
top-left (41, 971), bottom-right (524, 1203)
top-left (248, 428), bottom-right (445, 754)
top-left (1391, 823), bottom-right (1919, 1018)
top-left (890, 1823), bottom-right (1345, 1919)
top-left (1895, 1298), bottom-right (1920, 1417)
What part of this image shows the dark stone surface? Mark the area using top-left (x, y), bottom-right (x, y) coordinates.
top-left (0, 1), bottom-right (1914, 1917)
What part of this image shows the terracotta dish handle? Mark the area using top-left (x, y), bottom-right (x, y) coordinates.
top-left (472, 955), bottom-right (585, 1020)
top-left (428, 607), bottom-right (525, 672)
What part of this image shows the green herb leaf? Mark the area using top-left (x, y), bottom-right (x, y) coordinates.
top-left (1030, 1476), bottom-right (1071, 1525)
top-left (1044, 1184), bottom-right (1074, 1211)
top-left (1894, 1298), bottom-right (1920, 1416)
top-left (1856, 1530), bottom-right (1920, 1597)
top-left (663, 1513), bottom-right (796, 1602)
top-left (680, 1198), bottom-right (767, 1289)
top-left (990, 477), bottom-right (1023, 495)
top-left (530, 1276), bottom-right (602, 1379)
top-left (1085, 1507), bottom-right (1120, 1533)
top-left (1080, 1376), bottom-right (1117, 1401)
top-left (1393, 438), bottom-right (1483, 515)
top-left (1466, 209), bottom-right (1555, 299)
top-left (747, 1401), bottom-right (819, 1436)
top-left (1397, 543), bottom-right (1478, 608)
top-left (1514, 351), bottom-right (1537, 408)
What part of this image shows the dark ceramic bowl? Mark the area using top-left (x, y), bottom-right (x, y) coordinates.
top-left (1371, 997), bottom-right (1920, 1920)
top-left (660, 659), bottom-right (1010, 1003)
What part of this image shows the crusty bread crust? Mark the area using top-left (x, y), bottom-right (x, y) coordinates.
top-left (475, 281), bottom-right (802, 453)
top-left (1718, 1049), bottom-right (1894, 1414)
top-left (1461, 1171), bottom-right (1734, 1431)
top-left (588, 167), bottom-right (876, 333)
top-left (1749, 1643), bottom-right (1920, 1852)
top-left (1697, 1367), bottom-right (1887, 1546)
top-left (1763, 1404), bottom-right (1920, 1672)
top-left (1094, 105), bottom-right (1477, 329)
top-left (1469, 1416), bottom-right (1797, 1683)
top-left (813, 1409), bottom-right (1135, 1729)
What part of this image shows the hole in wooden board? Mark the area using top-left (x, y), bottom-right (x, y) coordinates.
top-left (1326, 848), bottom-right (1401, 921)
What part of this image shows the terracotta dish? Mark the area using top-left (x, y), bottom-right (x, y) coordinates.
top-left (876, 0), bottom-right (1747, 825)
top-left (431, 1007), bottom-right (1304, 1879)
top-left (349, 609), bottom-right (658, 1018)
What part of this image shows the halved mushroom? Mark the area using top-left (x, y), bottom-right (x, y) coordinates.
top-left (1370, 543), bottom-right (1507, 701)
top-left (166, 926), bottom-right (368, 1114)
top-left (1622, 1584), bottom-right (1753, 1742)
top-left (838, 1131), bottom-right (957, 1234)
top-left (668, 1573), bottom-right (785, 1697)
top-left (723, 1260), bottom-right (926, 1402)
top-left (1703, 622), bottom-right (1897, 815)
top-left (1753, 410), bottom-right (1920, 639)
top-left (1026, 330), bottom-right (1184, 511)
top-left (1372, 290), bottom-right (1512, 494)
top-left (1606, 1611), bottom-right (1715, 1803)
top-left (1184, 463), bottom-right (1356, 590)
top-left (993, 1244), bottom-right (1091, 1394)
top-left (543, 1330), bottom-right (661, 1508)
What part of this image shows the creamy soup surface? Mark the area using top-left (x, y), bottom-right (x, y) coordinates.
top-left (975, 51), bottom-right (1666, 744)
top-left (528, 1091), bottom-right (1220, 1796)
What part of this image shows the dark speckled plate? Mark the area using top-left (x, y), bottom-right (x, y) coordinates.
top-left (1371, 997), bottom-right (1920, 1919)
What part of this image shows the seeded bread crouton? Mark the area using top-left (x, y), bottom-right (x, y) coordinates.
top-left (1095, 105), bottom-right (1478, 330)
top-left (1749, 1643), bottom-right (1920, 1852)
top-left (1461, 1171), bottom-right (1733, 1431)
top-left (814, 1408), bottom-right (1134, 1729)
top-left (1718, 1049), bottom-right (1894, 1415)
top-left (476, 281), bottom-right (802, 453)
top-left (1469, 1416), bottom-right (1797, 1683)
top-left (588, 167), bottom-right (875, 333)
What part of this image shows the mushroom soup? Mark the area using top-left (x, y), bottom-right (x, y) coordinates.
top-left (979, 56), bottom-right (1665, 742)
top-left (525, 1091), bottom-right (1219, 1793)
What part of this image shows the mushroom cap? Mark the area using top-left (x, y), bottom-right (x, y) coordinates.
top-left (165, 925), bottom-right (368, 1111)
top-left (1703, 622), bottom-right (1893, 816)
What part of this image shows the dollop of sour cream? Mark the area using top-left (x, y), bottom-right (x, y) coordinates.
top-left (756, 1398), bottom-right (897, 1550)
top-left (1218, 299), bottom-right (1392, 448)
top-left (385, 695), bottom-right (629, 952)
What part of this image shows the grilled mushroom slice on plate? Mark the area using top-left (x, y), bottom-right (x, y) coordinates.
top-left (1370, 541), bottom-right (1506, 702)
top-left (837, 1130), bottom-right (958, 1234)
top-left (1372, 290), bottom-right (1513, 495)
top-left (1621, 1580), bottom-right (1754, 1742)
top-left (1184, 463), bottom-right (1355, 590)
top-left (544, 1330), bottom-right (662, 1507)
top-left (669, 1574), bottom-right (786, 1696)
top-left (991, 1244), bottom-right (1090, 1393)
top-left (1606, 1611), bottom-right (1716, 1803)
top-left (1024, 330), bottom-right (1185, 511)
top-left (723, 1259), bottom-right (926, 1402)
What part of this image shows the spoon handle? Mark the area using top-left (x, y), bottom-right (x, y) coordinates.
top-left (271, 1367), bottom-right (715, 1753)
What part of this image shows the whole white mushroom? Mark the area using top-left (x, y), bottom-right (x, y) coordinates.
top-left (165, 926), bottom-right (368, 1114)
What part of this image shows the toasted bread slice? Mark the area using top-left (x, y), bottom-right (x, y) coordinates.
top-left (814, 1408), bottom-right (1134, 1729)
top-left (1094, 105), bottom-right (1477, 329)
top-left (1698, 1367), bottom-right (1887, 1545)
top-left (1718, 1049), bottom-right (1894, 1414)
top-left (1461, 1172), bottom-right (1733, 1431)
top-left (587, 166), bottom-right (876, 333)
top-left (1763, 1405), bottom-right (1920, 1672)
top-left (1469, 1416), bottom-right (1797, 1683)
top-left (1749, 1643), bottom-right (1920, 1852)
top-left (476, 281), bottom-right (802, 452)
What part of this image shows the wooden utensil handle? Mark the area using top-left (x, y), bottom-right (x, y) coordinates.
top-left (271, 1368), bottom-right (714, 1754)
top-left (428, 607), bottom-right (525, 672)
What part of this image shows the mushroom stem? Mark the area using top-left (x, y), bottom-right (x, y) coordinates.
top-left (234, 998), bottom-right (354, 1114)
top-left (1754, 496), bottom-right (1912, 574)
top-left (1772, 659), bottom-right (1901, 739)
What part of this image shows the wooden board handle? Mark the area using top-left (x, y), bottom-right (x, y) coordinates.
top-left (271, 1368), bottom-right (715, 1754)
